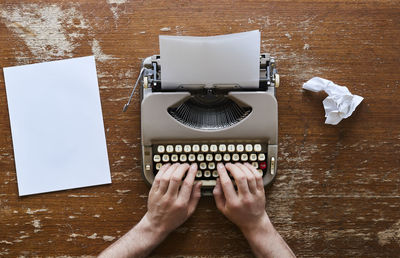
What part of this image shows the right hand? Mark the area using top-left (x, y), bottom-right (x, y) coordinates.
top-left (213, 162), bottom-right (270, 234)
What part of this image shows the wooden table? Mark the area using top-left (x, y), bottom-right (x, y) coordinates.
top-left (0, 0), bottom-right (399, 257)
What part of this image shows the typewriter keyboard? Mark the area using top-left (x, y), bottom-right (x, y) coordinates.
top-left (151, 143), bottom-right (268, 187)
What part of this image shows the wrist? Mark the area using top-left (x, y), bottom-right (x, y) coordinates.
top-left (240, 213), bottom-right (274, 240)
top-left (139, 213), bottom-right (170, 237)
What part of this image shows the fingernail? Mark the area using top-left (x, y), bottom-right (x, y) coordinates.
top-left (217, 163), bottom-right (224, 168)
top-left (191, 163), bottom-right (197, 169)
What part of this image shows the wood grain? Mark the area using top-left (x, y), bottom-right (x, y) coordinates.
top-left (0, 0), bottom-right (399, 257)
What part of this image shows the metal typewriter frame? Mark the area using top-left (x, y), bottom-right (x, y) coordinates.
top-left (134, 53), bottom-right (279, 195)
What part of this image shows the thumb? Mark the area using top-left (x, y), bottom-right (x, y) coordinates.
top-left (213, 178), bottom-right (226, 211)
top-left (188, 181), bottom-right (202, 216)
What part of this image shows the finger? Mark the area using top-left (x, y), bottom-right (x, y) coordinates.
top-left (149, 163), bottom-right (171, 196)
top-left (188, 181), bottom-right (202, 216)
top-left (244, 163), bottom-right (264, 191)
top-left (166, 163), bottom-right (190, 197)
top-left (152, 163), bottom-right (171, 193)
top-left (236, 163), bottom-right (257, 194)
top-left (213, 178), bottom-right (226, 211)
top-left (179, 163), bottom-right (198, 202)
top-left (158, 163), bottom-right (180, 194)
top-left (225, 163), bottom-right (250, 195)
top-left (217, 163), bottom-right (237, 200)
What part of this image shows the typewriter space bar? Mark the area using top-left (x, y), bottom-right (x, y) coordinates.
top-left (195, 180), bottom-right (216, 187)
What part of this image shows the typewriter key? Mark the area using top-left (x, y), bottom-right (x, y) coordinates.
top-left (254, 144), bottom-right (262, 152)
top-left (162, 154), bottom-right (169, 162)
top-left (245, 144), bottom-right (253, 152)
top-left (153, 155), bottom-right (161, 162)
top-left (192, 145), bottom-right (200, 152)
top-left (157, 145), bottom-right (165, 153)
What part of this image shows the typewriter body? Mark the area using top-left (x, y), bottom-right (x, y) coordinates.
top-left (139, 53), bottom-right (279, 195)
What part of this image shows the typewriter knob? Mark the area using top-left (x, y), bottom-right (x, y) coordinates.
top-left (274, 74), bottom-right (280, 88)
top-left (143, 76), bottom-right (149, 88)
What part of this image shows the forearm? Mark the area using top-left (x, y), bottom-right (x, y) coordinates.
top-left (98, 215), bottom-right (168, 258)
top-left (242, 215), bottom-right (296, 258)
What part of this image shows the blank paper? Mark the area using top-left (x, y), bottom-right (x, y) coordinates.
top-left (159, 30), bottom-right (260, 89)
top-left (3, 56), bottom-right (111, 196)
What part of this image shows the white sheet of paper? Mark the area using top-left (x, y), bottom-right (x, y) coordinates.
top-left (159, 30), bottom-right (260, 89)
top-left (3, 56), bottom-right (111, 196)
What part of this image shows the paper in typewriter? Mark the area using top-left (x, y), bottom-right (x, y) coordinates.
top-left (159, 30), bottom-right (260, 89)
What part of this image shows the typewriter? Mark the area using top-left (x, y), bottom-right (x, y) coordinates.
top-left (124, 53), bottom-right (279, 195)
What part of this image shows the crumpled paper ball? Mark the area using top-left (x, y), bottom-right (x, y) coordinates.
top-left (303, 77), bottom-right (364, 125)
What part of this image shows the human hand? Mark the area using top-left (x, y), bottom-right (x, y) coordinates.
top-left (143, 163), bottom-right (202, 235)
top-left (213, 162), bottom-right (270, 235)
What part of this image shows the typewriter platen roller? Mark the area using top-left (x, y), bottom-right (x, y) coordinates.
top-left (132, 53), bottom-right (279, 196)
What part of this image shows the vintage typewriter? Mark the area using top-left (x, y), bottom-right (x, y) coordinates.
top-left (124, 53), bottom-right (279, 195)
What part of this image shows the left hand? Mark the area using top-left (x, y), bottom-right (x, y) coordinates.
top-left (142, 163), bottom-right (202, 235)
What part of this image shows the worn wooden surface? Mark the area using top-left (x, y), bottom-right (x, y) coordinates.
top-left (0, 0), bottom-right (399, 257)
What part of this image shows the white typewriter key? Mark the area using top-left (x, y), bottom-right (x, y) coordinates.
top-left (196, 171), bottom-right (203, 178)
top-left (245, 144), bottom-right (253, 152)
top-left (258, 153), bottom-right (266, 161)
top-left (162, 154), bottom-right (169, 162)
top-left (208, 162), bottom-right (215, 170)
top-left (223, 154), bottom-right (231, 162)
top-left (201, 144), bottom-right (209, 152)
top-left (180, 154), bottom-right (187, 162)
top-left (237, 144), bottom-right (244, 152)
top-left (171, 154), bottom-right (178, 162)
top-left (219, 144), bottom-right (227, 152)
top-left (232, 153), bottom-right (240, 161)
top-left (241, 153), bottom-right (248, 161)
top-left (210, 144), bottom-right (218, 152)
top-left (188, 154), bottom-right (196, 162)
top-left (251, 162), bottom-right (258, 168)
top-left (184, 145), bottom-right (191, 153)
top-left (257, 169), bottom-right (263, 176)
top-left (197, 154), bottom-right (204, 162)
top-left (227, 144), bottom-right (235, 152)
top-left (215, 154), bottom-right (222, 162)
top-left (192, 144), bottom-right (200, 152)
top-left (200, 162), bottom-right (207, 170)
top-left (166, 145), bottom-right (174, 153)
top-left (254, 144), bottom-right (262, 152)
top-left (153, 155), bottom-right (161, 162)
top-left (156, 163), bottom-right (162, 170)
top-left (204, 170), bottom-right (211, 177)
top-left (175, 145), bottom-right (182, 153)
top-left (250, 154), bottom-right (257, 161)
top-left (212, 170), bottom-right (219, 177)
top-left (206, 154), bottom-right (213, 161)
top-left (157, 145), bottom-right (165, 153)
top-left (199, 180), bottom-right (216, 186)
